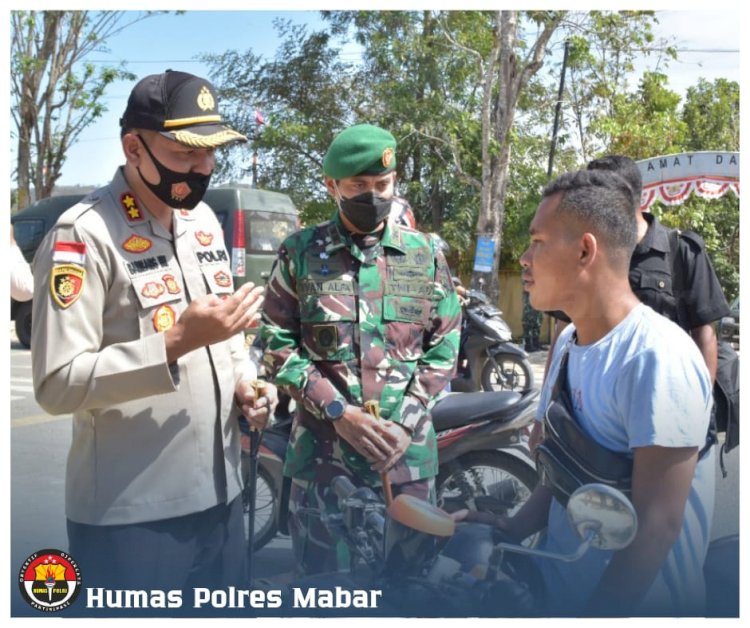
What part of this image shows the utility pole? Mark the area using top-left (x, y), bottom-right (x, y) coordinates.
top-left (547, 39), bottom-right (570, 178)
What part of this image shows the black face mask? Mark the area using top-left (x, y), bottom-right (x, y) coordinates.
top-left (136, 136), bottom-right (212, 210)
top-left (337, 190), bottom-right (392, 233)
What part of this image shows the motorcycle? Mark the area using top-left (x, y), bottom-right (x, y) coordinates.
top-left (280, 478), bottom-right (738, 618)
top-left (241, 387), bottom-right (539, 552)
top-left (451, 287), bottom-right (534, 393)
top-left (279, 479), bottom-right (640, 617)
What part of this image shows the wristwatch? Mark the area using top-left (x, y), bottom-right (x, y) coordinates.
top-left (323, 399), bottom-right (346, 422)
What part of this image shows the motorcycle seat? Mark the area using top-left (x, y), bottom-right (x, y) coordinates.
top-left (431, 390), bottom-right (535, 431)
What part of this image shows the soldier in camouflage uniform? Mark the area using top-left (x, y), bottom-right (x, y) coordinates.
top-left (261, 124), bottom-right (461, 575)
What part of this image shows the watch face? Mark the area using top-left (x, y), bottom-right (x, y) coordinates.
top-left (326, 400), bottom-right (345, 421)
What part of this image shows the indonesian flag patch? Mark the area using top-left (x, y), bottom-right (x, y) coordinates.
top-left (50, 264), bottom-right (86, 309)
top-left (52, 241), bottom-right (86, 265)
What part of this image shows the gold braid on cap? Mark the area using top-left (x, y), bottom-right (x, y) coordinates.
top-left (172, 128), bottom-right (247, 148)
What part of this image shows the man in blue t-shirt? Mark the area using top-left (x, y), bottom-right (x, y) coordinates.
top-left (455, 170), bottom-right (714, 616)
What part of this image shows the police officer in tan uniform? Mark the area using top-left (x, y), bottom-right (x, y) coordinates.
top-left (31, 70), bottom-right (276, 594)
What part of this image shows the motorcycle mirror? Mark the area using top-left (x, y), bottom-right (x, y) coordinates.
top-left (566, 484), bottom-right (638, 551)
top-left (387, 494), bottom-right (455, 537)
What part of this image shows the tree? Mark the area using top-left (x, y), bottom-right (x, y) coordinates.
top-left (10, 11), bottom-right (158, 209)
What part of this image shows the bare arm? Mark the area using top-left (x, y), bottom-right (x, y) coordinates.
top-left (690, 324), bottom-right (718, 383)
top-left (583, 445), bottom-right (698, 616)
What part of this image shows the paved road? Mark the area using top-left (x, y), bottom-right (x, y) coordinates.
top-left (9, 333), bottom-right (739, 616)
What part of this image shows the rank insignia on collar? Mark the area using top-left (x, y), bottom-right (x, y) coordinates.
top-left (121, 193), bottom-right (144, 222)
top-left (153, 304), bottom-right (177, 332)
top-left (195, 230), bottom-right (214, 246)
top-left (122, 234), bottom-right (153, 253)
top-left (162, 274), bottom-right (181, 294)
top-left (214, 270), bottom-right (232, 288)
top-left (141, 282), bottom-right (165, 299)
top-left (50, 264), bottom-right (85, 309)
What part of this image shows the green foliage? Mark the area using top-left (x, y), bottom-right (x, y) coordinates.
top-left (202, 10), bottom-right (737, 299)
top-left (10, 10), bottom-right (154, 206)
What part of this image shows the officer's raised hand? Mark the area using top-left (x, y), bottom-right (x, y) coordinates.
top-left (165, 282), bottom-right (264, 363)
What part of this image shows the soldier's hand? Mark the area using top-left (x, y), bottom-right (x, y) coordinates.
top-left (165, 282), bottom-right (264, 362)
top-left (333, 405), bottom-right (396, 463)
top-left (236, 380), bottom-right (278, 431)
top-left (370, 421), bottom-right (411, 473)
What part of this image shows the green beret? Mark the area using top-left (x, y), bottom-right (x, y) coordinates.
top-left (323, 124), bottom-right (397, 179)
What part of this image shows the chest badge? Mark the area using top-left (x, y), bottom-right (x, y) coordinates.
top-left (122, 234), bottom-right (152, 253)
top-left (50, 265), bottom-right (86, 309)
top-left (162, 274), bottom-right (181, 294)
top-left (214, 270), bottom-right (232, 288)
top-left (141, 282), bottom-right (165, 299)
top-left (153, 304), bottom-right (177, 332)
top-left (121, 193), bottom-right (144, 222)
top-left (195, 231), bottom-right (214, 246)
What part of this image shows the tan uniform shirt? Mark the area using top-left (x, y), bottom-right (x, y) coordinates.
top-left (31, 168), bottom-right (255, 525)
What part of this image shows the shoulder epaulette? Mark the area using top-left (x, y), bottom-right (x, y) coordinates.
top-left (54, 192), bottom-right (102, 228)
top-left (677, 228), bottom-right (705, 251)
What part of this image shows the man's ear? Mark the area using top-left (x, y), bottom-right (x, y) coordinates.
top-left (323, 176), bottom-right (338, 199)
top-left (580, 232), bottom-right (598, 267)
top-left (122, 133), bottom-right (142, 165)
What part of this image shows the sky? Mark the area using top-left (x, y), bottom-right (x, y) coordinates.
top-left (7, 6), bottom-right (742, 190)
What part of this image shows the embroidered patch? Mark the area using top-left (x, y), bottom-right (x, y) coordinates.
top-left (382, 147), bottom-right (394, 168)
top-left (313, 324), bottom-right (338, 350)
top-left (122, 234), bottom-right (152, 253)
top-left (50, 264), bottom-right (85, 309)
top-left (170, 182), bottom-right (191, 202)
top-left (152, 304), bottom-right (176, 332)
top-left (121, 193), bottom-right (144, 222)
top-left (141, 282), bottom-right (165, 299)
top-left (162, 274), bottom-right (181, 294)
top-left (214, 270), bottom-right (232, 288)
top-left (52, 241), bottom-right (86, 265)
top-left (195, 231), bottom-right (214, 246)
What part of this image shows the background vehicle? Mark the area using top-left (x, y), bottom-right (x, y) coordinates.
top-left (11, 194), bottom-right (85, 347)
top-left (451, 288), bottom-right (534, 393)
top-left (204, 184), bottom-right (299, 288)
top-left (9, 185), bottom-right (297, 348)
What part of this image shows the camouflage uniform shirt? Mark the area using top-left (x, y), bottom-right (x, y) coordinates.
top-left (261, 215), bottom-right (461, 487)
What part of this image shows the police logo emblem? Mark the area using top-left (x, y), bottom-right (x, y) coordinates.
top-left (50, 265), bottom-right (85, 309)
top-left (122, 234), bottom-right (152, 253)
top-left (153, 304), bottom-right (177, 332)
top-left (382, 147), bottom-right (394, 168)
top-left (170, 182), bottom-right (191, 202)
top-left (18, 549), bottom-right (82, 612)
top-left (314, 324), bottom-right (337, 350)
top-left (197, 86), bottom-right (215, 112)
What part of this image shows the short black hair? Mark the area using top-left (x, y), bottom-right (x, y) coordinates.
top-left (542, 169), bottom-right (637, 268)
top-left (587, 155), bottom-right (642, 212)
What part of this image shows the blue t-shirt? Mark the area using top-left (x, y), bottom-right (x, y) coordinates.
top-left (535, 304), bottom-right (714, 616)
